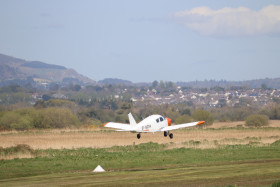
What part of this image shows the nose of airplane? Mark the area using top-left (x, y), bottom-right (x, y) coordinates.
top-left (166, 118), bottom-right (172, 126)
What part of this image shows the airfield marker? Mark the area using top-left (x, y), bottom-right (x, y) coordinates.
top-left (93, 165), bottom-right (105, 172)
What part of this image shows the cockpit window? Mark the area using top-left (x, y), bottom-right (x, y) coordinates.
top-left (160, 117), bottom-right (164, 122)
top-left (156, 119), bottom-right (159, 123)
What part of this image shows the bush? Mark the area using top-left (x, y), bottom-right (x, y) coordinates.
top-left (0, 111), bottom-right (22, 130)
top-left (192, 109), bottom-right (214, 126)
top-left (175, 114), bottom-right (192, 124)
top-left (261, 103), bottom-right (280, 120)
top-left (211, 107), bottom-right (255, 122)
top-left (0, 107), bottom-right (80, 130)
top-left (10, 116), bottom-right (33, 130)
top-left (34, 107), bottom-right (80, 129)
top-left (0, 108), bottom-right (36, 130)
top-left (245, 114), bottom-right (269, 127)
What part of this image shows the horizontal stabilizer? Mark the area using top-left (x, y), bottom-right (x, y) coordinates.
top-left (104, 122), bottom-right (132, 131)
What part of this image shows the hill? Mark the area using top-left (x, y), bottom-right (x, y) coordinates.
top-left (0, 53), bottom-right (94, 85)
top-left (98, 78), bottom-right (133, 86)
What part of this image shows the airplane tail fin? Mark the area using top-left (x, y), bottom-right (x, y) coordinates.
top-left (128, 113), bottom-right (137, 127)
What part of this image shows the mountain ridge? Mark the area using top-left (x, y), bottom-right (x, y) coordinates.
top-left (0, 53), bottom-right (94, 85)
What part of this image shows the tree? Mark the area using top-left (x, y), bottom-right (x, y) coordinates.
top-left (42, 94), bottom-right (52, 101)
top-left (166, 81), bottom-right (175, 88)
top-left (211, 86), bottom-right (225, 92)
top-left (217, 99), bottom-right (227, 108)
top-left (152, 80), bottom-right (158, 88)
top-left (160, 80), bottom-right (165, 89)
top-left (261, 83), bottom-right (268, 90)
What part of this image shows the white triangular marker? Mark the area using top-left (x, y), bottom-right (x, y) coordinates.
top-left (93, 165), bottom-right (105, 172)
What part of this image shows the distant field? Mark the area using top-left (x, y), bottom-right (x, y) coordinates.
top-left (0, 121), bottom-right (280, 186)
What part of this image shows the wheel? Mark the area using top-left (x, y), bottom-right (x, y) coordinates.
top-left (137, 133), bottom-right (141, 139)
top-left (169, 133), bottom-right (173, 139)
top-left (164, 131), bottom-right (168, 137)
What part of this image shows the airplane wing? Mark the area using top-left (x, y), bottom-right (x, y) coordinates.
top-left (104, 122), bottom-right (133, 131)
top-left (161, 121), bottom-right (205, 131)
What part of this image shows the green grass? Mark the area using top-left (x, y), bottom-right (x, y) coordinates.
top-left (0, 160), bottom-right (280, 186)
top-left (1, 142), bottom-right (280, 182)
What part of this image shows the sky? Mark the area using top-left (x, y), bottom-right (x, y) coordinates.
top-left (0, 0), bottom-right (280, 83)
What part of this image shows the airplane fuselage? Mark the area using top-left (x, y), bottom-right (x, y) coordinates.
top-left (134, 115), bottom-right (168, 133)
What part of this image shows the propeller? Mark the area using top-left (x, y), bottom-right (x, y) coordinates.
top-left (166, 117), bottom-right (172, 126)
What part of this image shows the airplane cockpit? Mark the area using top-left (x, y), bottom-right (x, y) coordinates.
top-left (156, 116), bottom-right (165, 123)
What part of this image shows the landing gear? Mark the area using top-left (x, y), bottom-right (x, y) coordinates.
top-left (169, 133), bottom-right (173, 139)
top-left (164, 131), bottom-right (173, 139)
top-left (137, 133), bottom-right (141, 139)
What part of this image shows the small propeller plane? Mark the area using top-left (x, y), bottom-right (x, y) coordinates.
top-left (104, 113), bottom-right (205, 139)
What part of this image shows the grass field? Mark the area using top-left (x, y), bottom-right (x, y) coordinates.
top-left (1, 160), bottom-right (280, 186)
top-left (1, 121), bottom-right (280, 186)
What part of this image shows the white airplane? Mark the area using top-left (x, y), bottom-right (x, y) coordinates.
top-left (104, 113), bottom-right (205, 139)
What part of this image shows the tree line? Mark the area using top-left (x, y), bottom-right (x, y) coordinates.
top-left (1, 96), bottom-right (279, 131)
top-left (1, 82), bottom-right (280, 130)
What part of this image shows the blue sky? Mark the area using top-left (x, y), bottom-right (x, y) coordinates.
top-left (1, 0), bottom-right (280, 82)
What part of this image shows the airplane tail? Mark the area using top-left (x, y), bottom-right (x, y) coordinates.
top-left (128, 113), bottom-right (137, 127)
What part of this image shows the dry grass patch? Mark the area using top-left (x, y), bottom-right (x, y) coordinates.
top-left (0, 120), bottom-right (280, 150)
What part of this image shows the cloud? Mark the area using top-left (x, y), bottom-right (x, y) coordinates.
top-left (172, 5), bottom-right (280, 37)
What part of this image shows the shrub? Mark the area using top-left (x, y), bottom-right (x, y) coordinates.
top-left (0, 107), bottom-right (80, 130)
top-left (192, 109), bottom-right (214, 126)
top-left (211, 107), bottom-right (255, 122)
top-left (0, 108), bottom-right (37, 130)
top-left (175, 114), bottom-right (192, 124)
top-left (261, 103), bottom-right (280, 120)
top-left (245, 114), bottom-right (269, 127)
top-left (34, 107), bottom-right (80, 129)
top-left (0, 111), bottom-right (21, 130)
top-left (10, 116), bottom-right (33, 130)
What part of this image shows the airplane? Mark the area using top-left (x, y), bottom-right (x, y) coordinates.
top-left (104, 113), bottom-right (205, 139)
